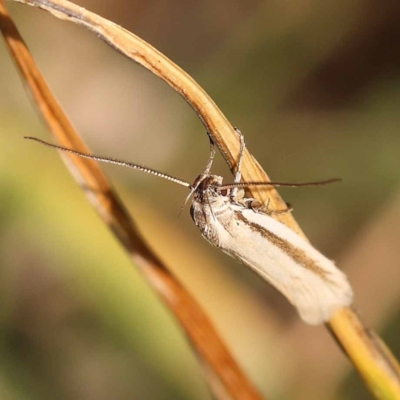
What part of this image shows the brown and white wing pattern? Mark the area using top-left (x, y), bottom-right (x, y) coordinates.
top-left (191, 196), bottom-right (353, 325)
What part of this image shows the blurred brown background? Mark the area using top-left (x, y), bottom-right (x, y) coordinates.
top-left (1, 1), bottom-right (400, 399)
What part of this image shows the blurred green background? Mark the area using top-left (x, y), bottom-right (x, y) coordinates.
top-left (1, 1), bottom-right (400, 399)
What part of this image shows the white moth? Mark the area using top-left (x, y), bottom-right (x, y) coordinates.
top-left (26, 132), bottom-right (353, 325)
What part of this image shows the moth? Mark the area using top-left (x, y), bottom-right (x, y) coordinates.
top-left (26, 132), bottom-right (353, 325)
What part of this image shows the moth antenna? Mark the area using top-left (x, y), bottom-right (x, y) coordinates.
top-left (25, 136), bottom-right (191, 188)
top-left (218, 178), bottom-right (341, 191)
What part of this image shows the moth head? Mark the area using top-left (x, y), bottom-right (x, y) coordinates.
top-left (192, 174), bottom-right (223, 202)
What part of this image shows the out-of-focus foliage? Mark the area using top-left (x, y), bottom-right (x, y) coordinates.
top-left (1, 1), bottom-right (400, 399)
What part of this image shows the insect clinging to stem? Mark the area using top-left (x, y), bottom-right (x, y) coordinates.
top-left (25, 130), bottom-right (353, 325)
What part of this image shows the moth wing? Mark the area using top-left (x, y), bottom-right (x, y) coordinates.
top-left (223, 208), bottom-right (353, 324)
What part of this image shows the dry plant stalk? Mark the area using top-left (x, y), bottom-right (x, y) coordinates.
top-left (0, 3), bottom-right (263, 400)
top-left (2, 0), bottom-right (400, 399)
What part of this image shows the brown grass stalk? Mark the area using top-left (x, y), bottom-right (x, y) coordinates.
top-left (0, 2), bottom-right (264, 400)
top-left (2, 0), bottom-right (400, 398)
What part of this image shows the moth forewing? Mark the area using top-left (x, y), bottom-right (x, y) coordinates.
top-left (190, 175), bottom-right (353, 325)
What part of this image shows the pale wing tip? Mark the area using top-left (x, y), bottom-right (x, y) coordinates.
top-left (298, 279), bottom-right (354, 325)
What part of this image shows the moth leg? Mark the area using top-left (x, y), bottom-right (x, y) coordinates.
top-left (204, 134), bottom-right (217, 174)
top-left (232, 127), bottom-right (245, 198)
top-left (250, 197), bottom-right (269, 213)
top-left (234, 196), bottom-right (263, 211)
top-left (271, 203), bottom-right (293, 215)
top-left (179, 134), bottom-right (217, 216)
top-left (248, 198), bottom-right (264, 212)
top-left (233, 127), bottom-right (245, 183)
top-left (259, 201), bottom-right (293, 215)
top-left (231, 188), bottom-right (246, 203)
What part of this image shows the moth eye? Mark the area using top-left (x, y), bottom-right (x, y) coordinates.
top-left (219, 189), bottom-right (229, 197)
